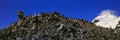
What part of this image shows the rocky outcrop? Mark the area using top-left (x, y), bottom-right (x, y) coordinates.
top-left (0, 12), bottom-right (120, 40)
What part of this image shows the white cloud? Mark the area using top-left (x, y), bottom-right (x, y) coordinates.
top-left (92, 10), bottom-right (120, 29)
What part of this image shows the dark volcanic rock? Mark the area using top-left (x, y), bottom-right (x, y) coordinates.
top-left (0, 12), bottom-right (120, 40)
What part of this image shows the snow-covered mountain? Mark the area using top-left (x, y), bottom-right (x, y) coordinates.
top-left (92, 10), bottom-right (120, 29)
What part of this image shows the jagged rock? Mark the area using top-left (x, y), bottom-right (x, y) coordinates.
top-left (0, 12), bottom-right (120, 40)
top-left (17, 11), bottom-right (24, 21)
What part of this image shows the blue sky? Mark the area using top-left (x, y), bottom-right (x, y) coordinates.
top-left (0, 0), bottom-right (120, 28)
